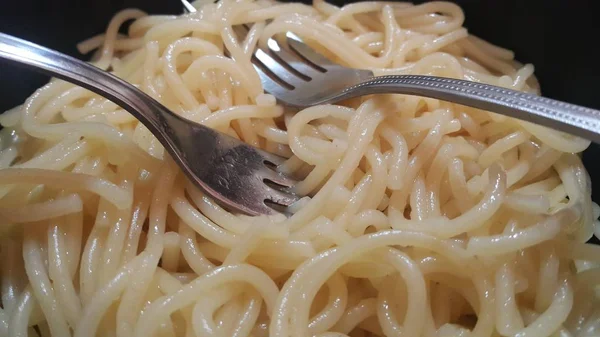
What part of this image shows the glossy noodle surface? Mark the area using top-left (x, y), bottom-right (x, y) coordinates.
top-left (0, 1), bottom-right (599, 336)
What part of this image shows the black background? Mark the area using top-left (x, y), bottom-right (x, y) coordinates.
top-left (1, 0), bottom-right (599, 202)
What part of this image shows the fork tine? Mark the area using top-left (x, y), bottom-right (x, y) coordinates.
top-left (255, 148), bottom-right (299, 188)
top-left (258, 149), bottom-right (285, 165)
top-left (244, 199), bottom-right (283, 216)
top-left (231, 25), bottom-right (306, 89)
top-left (260, 168), bottom-right (298, 188)
top-left (286, 34), bottom-right (335, 68)
top-left (264, 38), bottom-right (321, 79)
top-left (252, 61), bottom-right (293, 96)
top-left (264, 186), bottom-right (300, 207)
top-left (181, 0), bottom-right (196, 13)
top-left (254, 48), bottom-right (307, 87)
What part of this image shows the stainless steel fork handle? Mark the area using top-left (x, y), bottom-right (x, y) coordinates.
top-left (335, 75), bottom-right (600, 144)
top-left (0, 32), bottom-right (301, 216)
top-left (0, 32), bottom-right (229, 207)
top-left (0, 32), bottom-right (194, 147)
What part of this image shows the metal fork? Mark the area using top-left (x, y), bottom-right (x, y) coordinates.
top-left (248, 31), bottom-right (600, 143)
top-left (0, 33), bottom-right (299, 216)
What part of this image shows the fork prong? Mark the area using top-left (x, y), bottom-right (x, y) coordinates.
top-left (257, 149), bottom-right (287, 166)
top-left (264, 185), bottom-right (300, 207)
top-left (264, 38), bottom-right (321, 79)
top-left (254, 49), bottom-right (307, 87)
top-left (245, 199), bottom-right (283, 216)
top-left (286, 35), bottom-right (335, 68)
top-left (252, 61), bottom-right (293, 95)
top-left (260, 168), bottom-right (298, 188)
top-left (181, 0), bottom-right (197, 13)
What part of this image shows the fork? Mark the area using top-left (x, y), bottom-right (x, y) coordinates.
top-left (0, 33), bottom-right (299, 216)
top-left (248, 31), bottom-right (600, 144)
top-left (180, 0), bottom-right (600, 144)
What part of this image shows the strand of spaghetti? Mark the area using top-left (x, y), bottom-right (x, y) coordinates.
top-left (495, 263), bottom-right (525, 335)
top-left (116, 160), bottom-right (177, 337)
top-left (307, 273), bottom-right (348, 334)
top-left (388, 122), bottom-right (446, 220)
top-left (79, 218), bottom-right (107, 306)
top-left (241, 22), bottom-right (264, 56)
top-left (162, 37), bottom-right (222, 110)
top-left (161, 232), bottom-right (181, 272)
top-left (181, 55), bottom-right (263, 100)
top-left (142, 41), bottom-right (160, 97)
top-left (7, 287), bottom-right (36, 337)
top-left (381, 248), bottom-right (427, 337)
top-left (170, 184), bottom-right (239, 247)
top-left (239, 4), bottom-right (316, 24)
top-left (93, 9), bottom-right (147, 70)
top-left (466, 210), bottom-right (571, 255)
top-left (477, 131), bottom-right (529, 168)
top-left (13, 135), bottom-right (92, 170)
top-left (0, 193), bottom-right (82, 223)
top-left (47, 220), bottom-right (82, 328)
top-left (512, 279), bottom-right (574, 337)
top-left (0, 240), bottom-right (25, 315)
top-left (424, 139), bottom-right (479, 216)
top-left (77, 33), bottom-right (145, 54)
top-left (61, 212), bottom-right (83, 281)
top-left (178, 221), bottom-right (216, 274)
top-left (0, 168), bottom-right (131, 209)
top-left (223, 222), bottom-right (268, 265)
top-left (362, 147), bottom-right (388, 210)
top-left (22, 232), bottom-right (71, 337)
top-left (186, 185), bottom-right (288, 238)
top-left (519, 121), bottom-right (591, 153)
top-left (535, 248), bottom-right (560, 312)
top-left (397, 164), bottom-right (506, 237)
top-left (230, 289), bottom-right (263, 337)
top-left (120, 185), bottom-right (152, 264)
top-left (1, 1), bottom-right (600, 335)
top-left (286, 101), bottom-right (385, 229)
top-left (555, 240), bottom-right (600, 264)
top-left (37, 86), bottom-right (93, 123)
top-left (216, 296), bottom-right (245, 336)
top-left (347, 210), bottom-right (390, 236)
top-left (332, 298), bottom-right (377, 334)
top-left (98, 215), bottom-right (135, 283)
top-left (133, 264), bottom-right (279, 337)
top-left (0, 131), bottom-right (93, 200)
top-left (144, 18), bottom-right (219, 44)
top-left (21, 119), bottom-right (156, 168)
top-left (379, 126), bottom-right (408, 190)
top-left (326, 2), bottom-right (392, 27)
top-left (191, 286), bottom-right (246, 336)
top-left (264, 17), bottom-right (391, 68)
top-left (448, 158), bottom-right (473, 207)
top-left (200, 105), bottom-right (283, 129)
top-left (73, 252), bottom-right (154, 337)
top-left (270, 230), bottom-right (474, 337)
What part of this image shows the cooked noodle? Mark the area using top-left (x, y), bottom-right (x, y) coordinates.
top-left (1, 0), bottom-right (599, 336)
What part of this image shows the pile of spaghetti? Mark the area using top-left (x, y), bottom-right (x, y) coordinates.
top-left (1, 0), bottom-right (599, 336)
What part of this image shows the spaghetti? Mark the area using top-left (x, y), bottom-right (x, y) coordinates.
top-left (0, 0), bottom-right (599, 336)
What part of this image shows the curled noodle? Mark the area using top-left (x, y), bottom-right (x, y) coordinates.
top-left (0, 0), bottom-right (599, 336)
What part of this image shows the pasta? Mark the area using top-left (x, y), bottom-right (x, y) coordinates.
top-left (1, 0), bottom-right (599, 336)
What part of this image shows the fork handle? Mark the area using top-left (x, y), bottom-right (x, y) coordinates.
top-left (341, 75), bottom-right (600, 144)
top-left (0, 32), bottom-right (188, 142)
